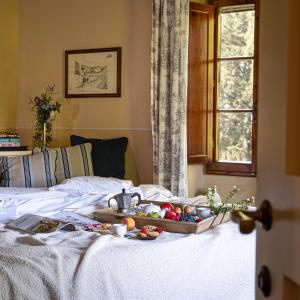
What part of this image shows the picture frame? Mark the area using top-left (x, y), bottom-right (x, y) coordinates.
top-left (65, 47), bottom-right (121, 98)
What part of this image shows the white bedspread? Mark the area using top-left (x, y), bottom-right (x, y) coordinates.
top-left (0, 222), bottom-right (255, 300)
top-left (0, 185), bottom-right (255, 300)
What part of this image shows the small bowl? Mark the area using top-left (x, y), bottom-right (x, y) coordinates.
top-left (196, 207), bottom-right (212, 219)
top-left (143, 203), bottom-right (161, 215)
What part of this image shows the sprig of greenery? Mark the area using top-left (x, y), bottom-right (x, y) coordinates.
top-left (30, 85), bottom-right (61, 147)
top-left (207, 185), bottom-right (254, 214)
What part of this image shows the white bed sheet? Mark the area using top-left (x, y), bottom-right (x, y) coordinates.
top-left (0, 185), bottom-right (178, 224)
top-left (0, 186), bottom-right (255, 300)
top-left (0, 188), bottom-right (107, 224)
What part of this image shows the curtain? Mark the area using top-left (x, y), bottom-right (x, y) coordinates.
top-left (151, 0), bottom-right (189, 198)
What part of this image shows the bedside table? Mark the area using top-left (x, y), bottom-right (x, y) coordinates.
top-left (0, 147), bottom-right (32, 156)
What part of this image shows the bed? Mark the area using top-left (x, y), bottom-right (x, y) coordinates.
top-left (0, 176), bottom-right (255, 300)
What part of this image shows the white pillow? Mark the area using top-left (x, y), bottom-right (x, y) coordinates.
top-left (34, 143), bottom-right (93, 184)
top-left (136, 184), bottom-right (173, 199)
top-left (50, 176), bottom-right (134, 195)
top-left (187, 192), bottom-right (222, 206)
top-left (0, 150), bottom-right (57, 188)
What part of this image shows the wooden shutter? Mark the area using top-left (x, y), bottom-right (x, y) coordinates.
top-left (187, 3), bottom-right (215, 164)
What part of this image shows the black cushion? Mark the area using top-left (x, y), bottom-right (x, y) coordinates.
top-left (70, 135), bottom-right (128, 179)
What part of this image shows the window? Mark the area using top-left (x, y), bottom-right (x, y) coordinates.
top-left (187, 0), bottom-right (258, 176)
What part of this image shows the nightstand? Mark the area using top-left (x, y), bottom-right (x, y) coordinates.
top-left (0, 147), bottom-right (32, 156)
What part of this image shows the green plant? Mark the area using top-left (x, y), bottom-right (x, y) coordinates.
top-left (207, 185), bottom-right (254, 214)
top-left (30, 85), bottom-right (61, 147)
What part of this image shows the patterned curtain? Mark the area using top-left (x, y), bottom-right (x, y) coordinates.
top-left (151, 0), bottom-right (189, 198)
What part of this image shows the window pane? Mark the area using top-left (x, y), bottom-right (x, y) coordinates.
top-left (217, 112), bottom-right (252, 163)
top-left (220, 9), bottom-right (255, 58)
top-left (218, 59), bottom-right (253, 109)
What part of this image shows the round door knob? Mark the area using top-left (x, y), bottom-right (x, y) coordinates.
top-left (231, 199), bottom-right (272, 234)
top-left (258, 265), bottom-right (271, 297)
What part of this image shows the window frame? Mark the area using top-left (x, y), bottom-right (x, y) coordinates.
top-left (206, 0), bottom-right (259, 177)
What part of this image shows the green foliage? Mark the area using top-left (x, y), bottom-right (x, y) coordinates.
top-left (207, 185), bottom-right (254, 214)
top-left (29, 85), bottom-right (61, 147)
top-left (218, 9), bottom-right (255, 162)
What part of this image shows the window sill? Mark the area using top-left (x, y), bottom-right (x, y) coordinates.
top-left (205, 161), bottom-right (256, 177)
top-left (188, 155), bottom-right (211, 164)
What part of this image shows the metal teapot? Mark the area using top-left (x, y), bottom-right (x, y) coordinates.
top-left (108, 189), bottom-right (141, 213)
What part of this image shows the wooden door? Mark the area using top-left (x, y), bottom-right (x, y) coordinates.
top-left (256, 0), bottom-right (300, 298)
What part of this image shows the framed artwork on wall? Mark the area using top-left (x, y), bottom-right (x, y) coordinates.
top-left (65, 47), bottom-right (121, 98)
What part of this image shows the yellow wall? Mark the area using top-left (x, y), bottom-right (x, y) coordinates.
top-left (16, 0), bottom-right (153, 184)
top-left (0, 0), bottom-right (17, 130)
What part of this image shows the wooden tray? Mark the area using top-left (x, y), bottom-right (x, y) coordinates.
top-left (92, 200), bottom-right (230, 234)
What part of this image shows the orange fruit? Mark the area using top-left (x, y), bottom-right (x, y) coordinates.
top-left (122, 217), bottom-right (135, 231)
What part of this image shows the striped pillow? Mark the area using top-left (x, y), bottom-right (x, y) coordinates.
top-left (34, 143), bottom-right (93, 184)
top-left (0, 150), bottom-right (57, 188)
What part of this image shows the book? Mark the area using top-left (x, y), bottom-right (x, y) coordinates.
top-left (0, 138), bottom-right (20, 142)
top-left (5, 212), bottom-right (98, 234)
top-left (0, 146), bottom-right (28, 151)
top-left (0, 143), bottom-right (21, 147)
top-left (0, 133), bottom-right (19, 138)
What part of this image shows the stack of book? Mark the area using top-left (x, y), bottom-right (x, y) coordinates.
top-left (0, 132), bottom-right (21, 148)
top-left (0, 132), bottom-right (21, 149)
top-left (0, 132), bottom-right (30, 155)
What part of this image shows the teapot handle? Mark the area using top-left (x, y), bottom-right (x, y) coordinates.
top-left (108, 197), bottom-right (116, 208)
top-left (130, 192), bottom-right (141, 205)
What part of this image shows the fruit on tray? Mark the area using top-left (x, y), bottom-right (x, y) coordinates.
top-left (136, 212), bottom-right (145, 217)
top-left (179, 213), bottom-right (195, 223)
top-left (184, 205), bottom-right (193, 214)
top-left (147, 212), bottom-right (160, 218)
top-left (175, 207), bottom-right (182, 214)
top-left (130, 203), bottom-right (209, 224)
top-left (122, 217), bottom-right (135, 231)
top-left (165, 210), bottom-right (180, 221)
top-left (160, 202), bottom-right (175, 212)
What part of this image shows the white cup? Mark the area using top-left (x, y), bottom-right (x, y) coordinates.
top-left (110, 224), bottom-right (127, 237)
top-left (196, 207), bottom-right (212, 219)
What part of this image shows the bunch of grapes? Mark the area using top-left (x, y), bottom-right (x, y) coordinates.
top-left (179, 213), bottom-right (195, 223)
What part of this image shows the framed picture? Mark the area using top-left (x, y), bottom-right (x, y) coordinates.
top-left (65, 47), bottom-right (121, 98)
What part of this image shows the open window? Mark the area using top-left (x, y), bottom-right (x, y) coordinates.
top-left (187, 0), bottom-right (258, 176)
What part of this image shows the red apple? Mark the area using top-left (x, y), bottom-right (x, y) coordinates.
top-left (160, 203), bottom-right (175, 212)
top-left (165, 210), bottom-right (178, 220)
